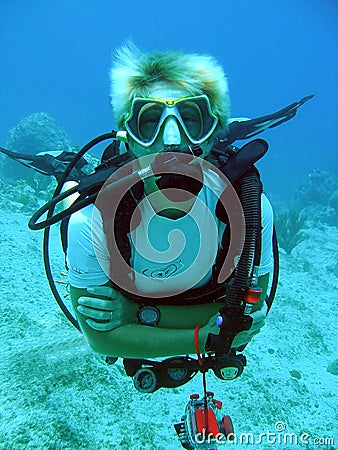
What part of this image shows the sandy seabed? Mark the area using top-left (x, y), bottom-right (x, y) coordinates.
top-left (0, 208), bottom-right (337, 450)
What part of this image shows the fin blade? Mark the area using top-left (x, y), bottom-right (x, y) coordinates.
top-left (226, 94), bottom-right (315, 144)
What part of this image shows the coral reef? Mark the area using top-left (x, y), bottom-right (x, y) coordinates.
top-left (6, 112), bottom-right (72, 154)
top-left (329, 190), bottom-right (338, 211)
top-left (295, 169), bottom-right (338, 208)
top-left (1, 112), bottom-right (73, 180)
top-left (328, 190), bottom-right (338, 225)
top-left (293, 170), bottom-right (338, 227)
top-left (274, 208), bottom-right (307, 254)
top-left (0, 176), bottom-right (56, 215)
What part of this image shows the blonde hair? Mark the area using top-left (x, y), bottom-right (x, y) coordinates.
top-left (110, 41), bottom-right (230, 129)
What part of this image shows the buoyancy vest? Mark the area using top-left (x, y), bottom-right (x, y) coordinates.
top-left (27, 94), bottom-right (314, 329)
top-left (94, 138), bottom-right (268, 307)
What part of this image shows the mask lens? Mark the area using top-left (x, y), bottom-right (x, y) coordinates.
top-left (137, 103), bottom-right (163, 142)
top-left (179, 97), bottom-right (216, 141)
top-left (126, 95), bottom-right (217, 146)
top-left (176, 102), bottom-right (203, 139)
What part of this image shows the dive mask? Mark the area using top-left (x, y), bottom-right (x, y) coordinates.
top-left (124, 95), bottom-right (218, 147)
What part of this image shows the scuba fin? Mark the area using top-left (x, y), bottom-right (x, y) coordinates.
top-left (221, 94), bottom-right (315, 145)
top-left (0, 147), bottom-right (87, 182)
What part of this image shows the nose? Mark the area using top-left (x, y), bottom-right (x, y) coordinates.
top-left (162, 116), bottom-right (181, 145)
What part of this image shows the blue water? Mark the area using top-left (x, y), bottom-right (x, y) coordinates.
top-left (1, 2), bottom-right (337, 448)
top-left (1, 0), bottom-right (337, 198)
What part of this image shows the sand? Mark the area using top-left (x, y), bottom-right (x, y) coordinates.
top-left (0, 207), bottom-right (337, 450)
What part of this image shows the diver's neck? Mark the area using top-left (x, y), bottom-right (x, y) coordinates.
top-left (143, 177), bottom-right (195, 219)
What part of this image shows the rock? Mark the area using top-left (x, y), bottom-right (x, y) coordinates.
top-left (6, 112), bottom-right (72, 154)
top-left (1, 112), bottom-right (73, 180)
top-left (289, 370), bottom-right (302, 380)
top-left (327, 359), bottom-right (338, 375)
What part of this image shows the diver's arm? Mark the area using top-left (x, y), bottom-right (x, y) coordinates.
top-left (70, 284), bottom-right (209, 358)
top-left (252, 272), bottom-right (269, 312)
top-left (70, 273), bottom-right (269, 358)
top-left (61, 180), bottom-right (79, 210)
top-left (84, 322), bottom-right (206, 358)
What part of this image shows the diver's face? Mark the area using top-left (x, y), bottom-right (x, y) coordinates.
top-left (126, 85), bottom-right (215, 160)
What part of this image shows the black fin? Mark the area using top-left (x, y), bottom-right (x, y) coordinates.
top-left (0, 147), bottom-right (87, 181)
top-left (224, 94), bottom-right (314, 145)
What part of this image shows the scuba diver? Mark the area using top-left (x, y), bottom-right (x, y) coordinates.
top-left (1, 42), bottom-right (313, 449)
top-left (67, 44), bottom-right (273, 358)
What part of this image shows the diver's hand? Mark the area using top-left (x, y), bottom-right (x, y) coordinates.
top-left (232, 302), bottom-right (267, 348)
top-left (77, 286), bottom-right (136, 331)
top-left (150, 151), bottom-right (199, 174)
top-left (202, 302), bottom-right (268, 350)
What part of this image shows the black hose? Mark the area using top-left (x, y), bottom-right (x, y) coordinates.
top-left (43, 225), bottom-right (81, 330)
top-left (222, 169), bottom-right (261, 311)
top-left (266, 226), bottom-right (279, 312)
top-left (28, 131), bottom-right (116, 231)
top-left (32, 131), bottom-right (117, 331)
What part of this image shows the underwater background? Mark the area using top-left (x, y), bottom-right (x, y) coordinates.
top-left (0, 0), bottom-right (337, 449)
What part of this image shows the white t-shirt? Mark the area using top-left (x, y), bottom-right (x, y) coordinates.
top-left (67, 169), bottom-right (274, 294)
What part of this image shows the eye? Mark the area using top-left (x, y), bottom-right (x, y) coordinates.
top-left (138, 103), bottom-right (163, 140)
top-left (178, 102), bottom-right (203, 138)
top-left (180, 107), bottom-right (200, 123)
top-left (182, 114), bottom-right (199, 123)
top-left (139, 104), bottom-right (162, 123)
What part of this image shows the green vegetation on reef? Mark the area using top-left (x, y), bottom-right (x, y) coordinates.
top-left (274, 208), bottom-right (307, 254)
